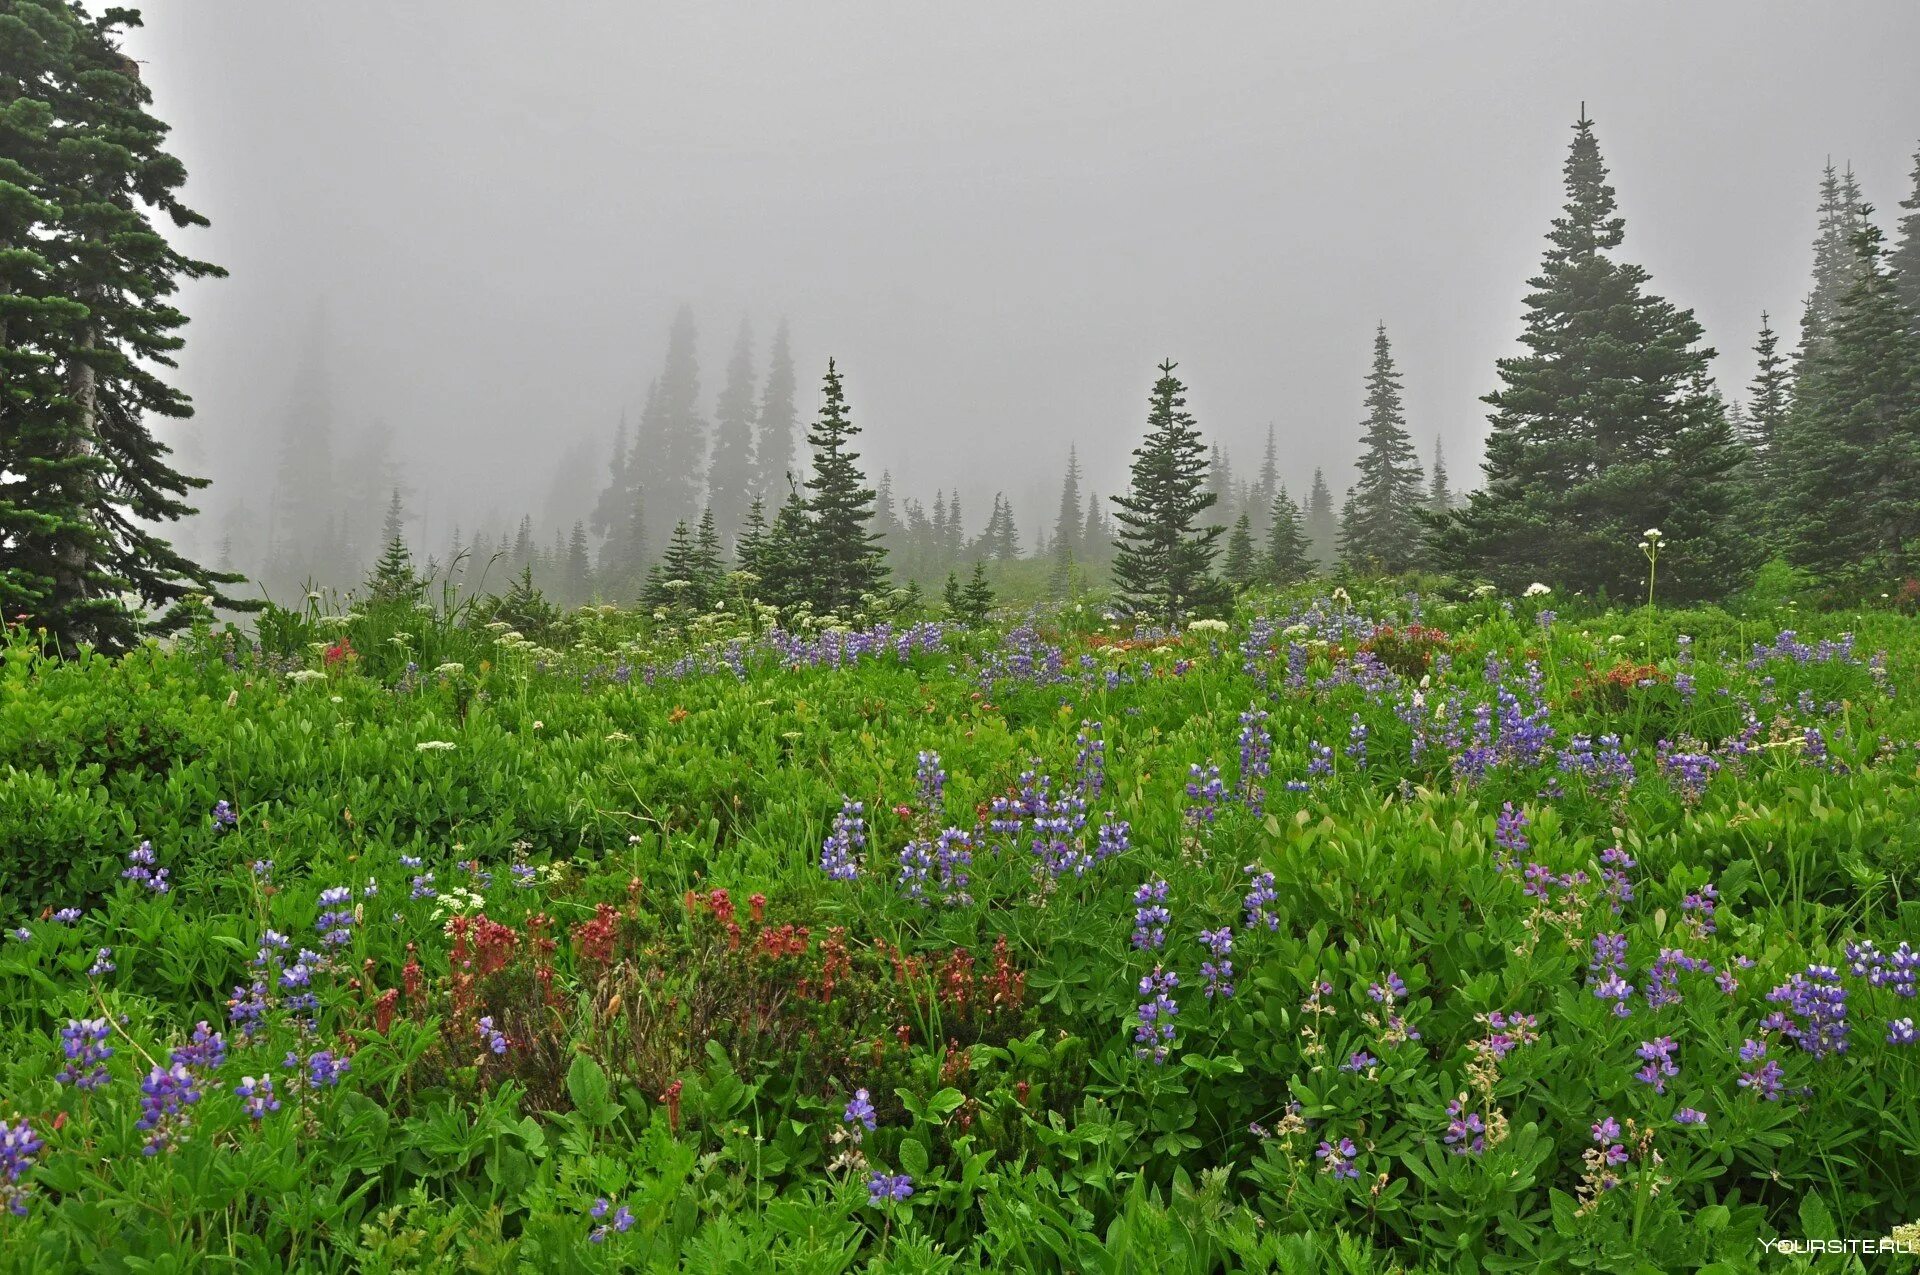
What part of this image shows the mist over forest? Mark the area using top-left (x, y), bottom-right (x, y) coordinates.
top-left (109, 3), bottom-right (1920, 608)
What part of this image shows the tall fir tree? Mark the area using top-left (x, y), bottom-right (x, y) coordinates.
top-left (0, 0), bottom-right (254, 650)
top-left (1892, 140), bottom-right (1920, 324)
top-left (564, 521), bottom-right (591, 604)
top-left (734, 496), bottom-right (769, 582)
top-left (1080, 490), bottom-right (1107, 566)
top-left (641, 305), bottom-right (707, 553)
top-left (365, 488), bottom-right (420, 604)
top-left (1048, 445), bottom-right (1084, 596)
top-left (753, 319), bottom-right (798, 500)
top-left (590, 403), bottom-right (646, 594)
top-left (704, 317), bottom-right (757, 549)
top-left (1251, 425), bottom-right (1279, 538)
top-left (1798, 161), bottom-right (1869, 375)
top-left (801, 360), bottom-right (887, 613)
top-left (1337, 324), bottom-right (1427, 572)
top-left (1746, 314), bottom-right (1792, 502)
top-left (1305, 469), bottom-right (1336, 568)
top-left (1266, 486), bottom-right (1314, 585)
top-left (1223, 513), bottom-right (1258, 590)
top-left (1778, 219), bottom-right (1920, 582)
top-left (642, 520), bottom-right (705, 613)
top-left (1110, 360), bottom-right (1228, 624)
top-left (1427, 437), bottom-right (1454, 513)
top-left (959, 560), bottom-right (995, 623)
top-left (1429, 112), bottom-right (1754, 602)
top-left (692, 507), bottom-right (726, 602)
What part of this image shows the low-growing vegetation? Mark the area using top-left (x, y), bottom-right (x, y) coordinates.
top-left (4, 583), bottom-right (1920, 1271)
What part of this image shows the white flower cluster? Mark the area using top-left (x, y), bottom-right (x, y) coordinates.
top-left (1187, 618), bottom-right (1230, 635)
top-left (415, 740), bottom-right (456, 752)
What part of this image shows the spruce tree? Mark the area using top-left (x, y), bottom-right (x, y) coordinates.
top-left (1337, 324), bottom-right (1427, 573)
top-left (941, 570), bottom-right (966, 619)
top-left (1080, 491), bottom-right (1106, 567)
top-left (1266, 486), bottom-right (1314, 585)
top-left (705, 317), bottom-right (757, 549)
top-left (0, 3), bottom-right (250, 650)
top-left (1427, 438), bottom-right (1454, 513)
top-left (642, 520), bottom-right (703, 613)
top-left (1429, 112), bottom-right (1754, 602)
top-left (735, 496), bottom-right (770, 581)
top-left (1778, 219), bottom-right (1920, 582)
top-left (365, 489), bottom-right (420, 605)
top-left (1305, 469), bottom-right (1336, 568)
top-left (1892, 140), bottom-right (1920, 323)
top-left (753, 320), bottom-right (798, 500)
top-left (1224, 513), bottom-right (1258, 590)
top-left (1798, 161), bottom-right (1868, 374)
top-left (1110, 360), bottom-right (1228, 624)
top-left (1746, 314), bottom-right (1792, 498)
top-left (590, 405), bottom-right (646, 593)
top-left (960, 560), bottom-right (995, 623)
top-left (1048, 446), bottom-right (1083, 596)
top-left (693, 507), bottom-right (726, 601)
top-left (565, 521), bottom-right (591, 604)
top-left (642, 305), bottom-right (707, 552)
top-left (1051, 446), bottom-right (1082, 560)
top-left (1251, 425), bottom-right (1279, 538)
top-left (801, 360), bottom-right (887, 613)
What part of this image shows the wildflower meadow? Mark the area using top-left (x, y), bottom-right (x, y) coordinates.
top-left (4, 581), bottom-right (1920, 1271)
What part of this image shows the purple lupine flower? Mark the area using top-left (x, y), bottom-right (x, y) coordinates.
top-left (1444, 1099), bottom-right (1485, 1155)
top-left (87, 947), bottom-right (115, 977)
top-left (1185, 763), bottom-right (1225, 825)
top-left (0, 1120), bottom-right (43, 1216)
top-left (1634, 1037), bottom-right (1678, 1094)
top-left (1737, 1039), bottom-right (1783, 1100)
top-left (1598, 845), bottom-right (1637, 912)
top-left (866, 1171), bottom-right (914, 1205)
top-left (122, 840), bottom-right (170, 894)
top-left (1198, 928), bottom-right (1234, 999)
top-left (476, 1016), bottom-right (508, 1055)
top-left (137, 1062), bottom-right (203, 1154)
top-left (1345, 714), bottom-right (1370, 770)
top-left (1074, 722), bottom-right (1106, 801)
top-left (52, 908), bottom-right (81, 924)
top-left (843, 1088), bottom-right (877, 1137)
top-left (172, 1021), bottom-right (226, 1070)
top-left (57, 1019), bottom-right (113, 1090)
top-left (315, 886), bottom-right (356, 947)
top-left (820, 799), bottom-right (866, 881)
top-left (1767, 965), bottom-right (1850, 1058)
top-left (410, 872), bottom-right (437, 900)
top-left (301, 1050), bottom-right (350, 1087)
top-left (1315, 1137), bottom-right (1360, 1180)
top-left (588, 1197), bottom-right (636, 1242)
top-left (1242, 866), bottom-right (1279, 932)
top-left (1680, 883), bottom-right (1718, 938)
top-left (1888, 1018), bottom-right (1917, 1046)
top-left (1095, 818), bottom-right (1131, 863)
top-left (1134, 967), bottom-right (1179, 1063)
top-left (1674, 1108), bottom-right (1708, 1125)
top-left (1305, 741), bottom-right (1334, 778)
top-left (212, 800), bottom-right (237, 831)
top-left (1236, 708), bottom-right (1271, 813)
top-left (915, 750), bottom-right (947, 812)
top-left (1342, 1050), bottom-right (1378, 1073)
top-left (1368, 972), bottom-right (1408, 1003)
top-left (1492, 803), bottom-right (1529, 867)
top-left (1131, 879), bottom-right (1171, 951)
top-left (235, 1074), bottom-right (280, 1121)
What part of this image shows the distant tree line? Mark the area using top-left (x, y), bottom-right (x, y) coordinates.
top-left (10, 3), bottom-right (1920, 656)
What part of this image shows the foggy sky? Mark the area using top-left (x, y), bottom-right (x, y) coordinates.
top-left (124, 2), bottom-right (1920, 558)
